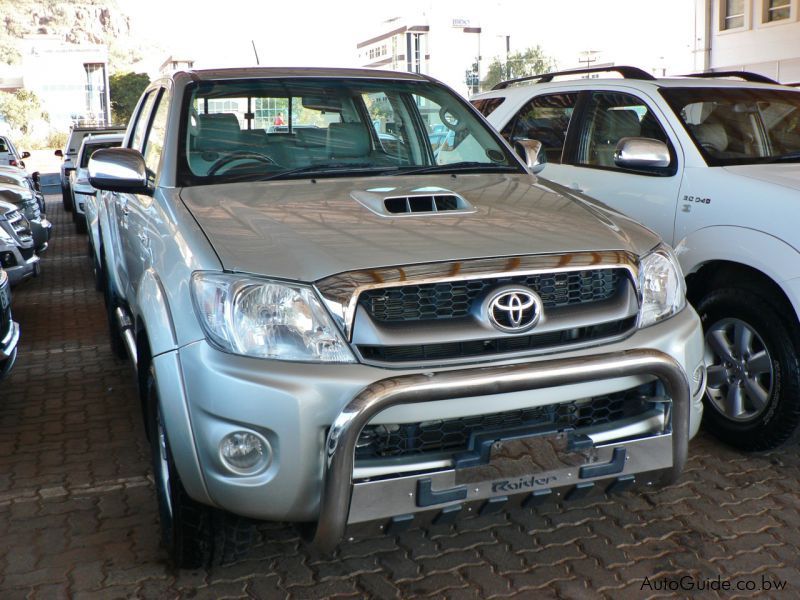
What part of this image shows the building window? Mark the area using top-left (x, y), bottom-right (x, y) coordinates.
top-left (764, 0), bottom-right (790, 21)
top-left (722, 0), bottom-right (746, 29)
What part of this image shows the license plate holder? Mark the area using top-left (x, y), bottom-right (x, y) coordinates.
top-left (454, 431), bottom-right (596, 485)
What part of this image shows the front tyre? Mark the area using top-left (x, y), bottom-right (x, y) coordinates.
top-left (697, 288), bottom-right (800, 450)
top-left (145, 365), bottom-right (255, 568)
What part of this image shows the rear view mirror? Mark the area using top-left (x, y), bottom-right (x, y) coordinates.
top-left (301, 96), bottom-right (342, 112)
top-left (614, 137), bottom-right (670, 169)
top-left (88, 147), bottom-right (151, 195)
top-left (514, 138), bottom-right (547, 174)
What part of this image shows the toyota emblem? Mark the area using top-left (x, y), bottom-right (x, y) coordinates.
top-left (486, 286), bottom-right (543, 333)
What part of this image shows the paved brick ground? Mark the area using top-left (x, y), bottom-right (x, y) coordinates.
top-left (1, 196), bottom-right (799, 599)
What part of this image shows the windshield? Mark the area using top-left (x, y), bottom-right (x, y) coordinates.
top-left (661, 87), bottom-right (800, 166)
top-left (178, 78), bottom-right (520, 185)
top-left (80, 141), bottom-right (122, 168)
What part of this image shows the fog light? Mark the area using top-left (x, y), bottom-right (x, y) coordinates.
top-left (219, 431), bottom-right (271, 474)
top-left (692, 363), bottom-right (706, 396)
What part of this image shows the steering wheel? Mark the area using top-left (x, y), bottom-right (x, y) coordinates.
top-left (208, 151), bottom-right (278, 175)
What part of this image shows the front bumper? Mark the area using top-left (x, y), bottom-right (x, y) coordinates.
top-left (158, 305), bottom-right (704, 543)
top-left (32, 218), bottom-right (52, 252)
top-left (0, 320), bottom-right (19, 379)
top-left (312, 348), bottom-right (689, 551)
top-left (1, 245), bottom-right (39, 286)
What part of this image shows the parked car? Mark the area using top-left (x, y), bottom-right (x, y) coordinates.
top-left (0, 199), bottom-right (39, 286)
top-left (0, 165), bottom-right (46, 214)
top-left (0, 184), bottom-right (51, 253)
top-left (70, 133), bottom-right (123, 233)
top-left (55, 124), bottom-right (126, 211)
top-left (0, 136), bottom-right (29, 168)
top-left (473, 66), bottom-right (800, 450)
top-left (0, 266), bottom-right (18, 381)
top-left (88, 67), bottom-right (705, 567)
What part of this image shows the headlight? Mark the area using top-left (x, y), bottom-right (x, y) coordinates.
top-left (638, 244), bottom-right (686, 328)
top-left (191, 272), bottom-right (356, 363)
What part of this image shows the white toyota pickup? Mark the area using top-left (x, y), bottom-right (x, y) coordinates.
top-left (474, 67), bottom-right (800, 450)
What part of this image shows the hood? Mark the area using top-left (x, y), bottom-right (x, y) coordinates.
top-left (180, 174), bottom-right (660, 281)
top-left (724, 163), bottom-right (800, 192)
top-left (0, 185), bottom-right (27, 206)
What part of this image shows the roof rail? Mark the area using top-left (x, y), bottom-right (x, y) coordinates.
top-left (491, 65), bottom-right (655, 90)
top-left (682, 71), bottom-right (779, 85)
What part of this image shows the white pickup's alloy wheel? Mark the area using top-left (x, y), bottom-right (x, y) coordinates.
top-left (704, 317), bottom-right (774, 422)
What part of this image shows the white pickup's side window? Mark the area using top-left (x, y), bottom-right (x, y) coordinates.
top-left (575, 91), bottom-right (672, 171)
top-left (501, 93), bottom-right (577, 164)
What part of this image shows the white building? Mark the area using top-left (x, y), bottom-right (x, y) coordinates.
top-left (356, 10), bottom-right (510, 96)
top-left (160, 56), bottom-right (195, 75)
top-left (694, 0), bottom-right (800, 82)
top-left (19, 36), bottom-right (111, 130)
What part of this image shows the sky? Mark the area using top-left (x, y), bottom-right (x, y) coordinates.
top-left (123, 0), bottom-right (700, 76)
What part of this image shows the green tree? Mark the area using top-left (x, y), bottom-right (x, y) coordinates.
top-left (481, 46), bottom-right (557, 91)
top-left (0, 89), bottom-right (47, 134)
top-left (109, 72), bottom-right (150, 124)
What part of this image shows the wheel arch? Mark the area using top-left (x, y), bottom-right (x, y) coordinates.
top-left (677, 226), bottom-right (800, 326)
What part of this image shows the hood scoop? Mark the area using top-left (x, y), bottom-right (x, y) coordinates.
top-left (352, 186), bottom-right (476, 217)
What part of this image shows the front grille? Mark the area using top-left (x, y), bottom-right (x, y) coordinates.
top-left (355, 383), bottom-right (660, 460)
top-left (357, 317), bottom-right (635, 363)
top-left (359, 269), bottom-right (623, 323)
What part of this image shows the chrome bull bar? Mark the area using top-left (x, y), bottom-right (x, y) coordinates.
top-left (310, 349), bottom-right (689, 552)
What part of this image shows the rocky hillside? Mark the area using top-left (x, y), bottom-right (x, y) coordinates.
top-left (0, 0), bottom-right (145, 71)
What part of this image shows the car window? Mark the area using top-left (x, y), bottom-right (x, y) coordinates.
top-left (0, 139), bottom-right (8, 153)
top-left (129, 90), bottom-right (157, 152)
top-left (501, 93), bottom-right (577, 163)
top-left (660, 87), bottom-right (800, 166)
top-left (471, 97), bottom-right (506, 118)
top-left (143, 89), bottom-right (170, 174)
top-left (180, 78), bottom-right (519, 184)
top-left (575, 91), bottom-right (671, 170)
top-left (79, 141), bottom-right (123, 168)
top-left (362, 91), bottom-right (412, 163)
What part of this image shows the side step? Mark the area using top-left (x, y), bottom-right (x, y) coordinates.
top-left (115, 307), bottom-right (138, 366)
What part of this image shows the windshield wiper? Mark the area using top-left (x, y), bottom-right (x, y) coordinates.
top-left (394, 162), bottom-right (520, 176)
top-left (256, 163), bottom-right (393, 181)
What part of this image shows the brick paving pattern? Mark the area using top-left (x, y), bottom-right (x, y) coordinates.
top-left (1, 196), bottom-right (799, 599)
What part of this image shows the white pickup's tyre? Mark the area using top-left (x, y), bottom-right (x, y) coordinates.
top-left (697, 288), bottom-right (800, 450)
top-left (145, 365), bottom-right (256, 568)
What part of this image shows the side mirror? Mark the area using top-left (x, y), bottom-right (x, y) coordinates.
top-left (54, 149), bottom-right (63, 158)
top-left (88, 148), bottom-right (151, 195)
top-left (21, 151), bottom-right (30, 159)
top-left (614, 137), bottom-right (670, 169)
top-left (514, 138), bottom-right (547, 174)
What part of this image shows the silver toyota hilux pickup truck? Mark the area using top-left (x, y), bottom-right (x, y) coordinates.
top-left (88, 67), bottom-right (706, 568)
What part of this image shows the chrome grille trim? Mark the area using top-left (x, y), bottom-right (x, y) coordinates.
top-left (314, 251), bottom-right (640, 339)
